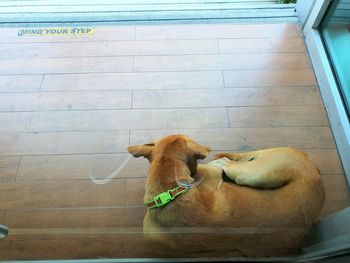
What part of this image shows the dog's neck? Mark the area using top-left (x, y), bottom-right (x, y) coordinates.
top-left (144, 156), bottom-right (194, 200)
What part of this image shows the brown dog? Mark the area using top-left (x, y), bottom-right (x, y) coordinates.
top-left (128, 135), bottom-right (325, 257)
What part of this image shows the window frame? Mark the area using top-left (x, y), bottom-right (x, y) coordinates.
top-left (302, 0), bottom-right (350, 187)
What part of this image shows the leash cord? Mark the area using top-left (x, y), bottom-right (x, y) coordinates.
top-left (89, 141), bottom-right (147, 185)
top-left (89, 155), bottom-right (133, 185)
top-left (174, 159), bottom-right (206, 189)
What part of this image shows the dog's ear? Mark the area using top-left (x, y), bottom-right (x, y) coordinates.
top-left (127, 143), bottom-right (154, 158)
top-left (186, 141), bottom-right (211, 160)
top-left (185, 140), bottom-right (211, 175)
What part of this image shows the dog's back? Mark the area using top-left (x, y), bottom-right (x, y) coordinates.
top-left (144, 159), bottom-right (324, 257)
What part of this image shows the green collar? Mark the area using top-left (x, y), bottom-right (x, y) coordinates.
top-left (145, 186), bottom-right (188, 209)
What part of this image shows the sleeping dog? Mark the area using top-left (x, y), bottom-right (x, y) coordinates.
top-left (128, 135), bottom-right (325, 257)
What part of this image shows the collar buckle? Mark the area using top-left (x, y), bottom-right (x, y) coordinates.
top-left (146, 186), bottom-right (188, 209)
top-left (154, 191), bottom-right (174, 207)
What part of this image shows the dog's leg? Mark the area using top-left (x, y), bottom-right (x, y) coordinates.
top-left (223, 162), bottom-right (291, 189)
top-left (219, 149), bottom-right (293, 189)
top-left (215, 149), bottom-right (273, 162)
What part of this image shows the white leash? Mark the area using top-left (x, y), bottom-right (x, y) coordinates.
top-left (89, 154), bottom-right (133, 185)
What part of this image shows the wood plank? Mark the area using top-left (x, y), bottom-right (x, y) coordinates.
top-left (0, 112), bottom-right (32, 132)
top-left (277, 86), bottom-right (322, 105)
top-left (0, 42), bottom-right (51, 59)
top-left (223, 69), bottom-right (317, 87)
top-left (30, 108), bottom-right (229, 132)
top-left (0, 230), bottom-right (307, 260)
top-left (0, 40), bottom-right (218, 59)
top-left (0, 237), bottom-right (126, 260)
top-left (131, 127), bottom-right (336, 151)
top-left (126, 178), bottom-right (146, 207)
top-left (0, 27), bottom-right (135, 43)
top-left (41, 71), bottom-right (224, 91)
top-left (0, 210), bottom-right (5, 224)
top-left (132, 87), bottom-right (322, 109)
top-left (49, 39), bottom-right (218, 57)
top-left (131, 128), bottom-right (289, 151)
top-left (0, 90), bottom-right (131, 111)
top-left (126, 178), bottom-right (147, 206)
top-left (0, 75), bottom-right (42, 92)
top-left (322, 174), bottom-right (350, 202)
top-left (0, 156), bottom-right (20, 181)
top-left (135, 23), bottom-right (300, 40)
top-left (304, 149), bottom-right (344, 175)
top-left (0, 234), bottom-right (165, 260)
top-left (17, 154), bottom-right (148, 180)
top-left (0, 179), bottom-right (127, 209)
top-left (0, 131), bottom-right (129, 156)
top-left (5, 207), bottom-right (145, 228)
top-left (134, 53), bottom-right (310, 72)
top-left (227, 105), bottom-right (328, 128)
top-left (277, 105), bottom-right (329, 127)
top-left (285, 127), bottom-right (336, 149)
top-left (218, 37), bottom-right (305, 53)
top-left (0, 57), bottom-right (133, 74)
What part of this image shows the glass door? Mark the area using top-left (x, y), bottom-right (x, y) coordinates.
top-left (321, 0), bottom-right (350, 120)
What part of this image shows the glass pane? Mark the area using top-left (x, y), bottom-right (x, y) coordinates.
top-left (0, 0), bottom-right (349, 261)
top-left (321, 0), bottom-right (350, 119)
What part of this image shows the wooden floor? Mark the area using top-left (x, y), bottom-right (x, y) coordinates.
top-left (0, 23), bottom-right (350, 260)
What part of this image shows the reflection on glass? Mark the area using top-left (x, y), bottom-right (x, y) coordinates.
top-left (321, 0), bottom-right (350, 118)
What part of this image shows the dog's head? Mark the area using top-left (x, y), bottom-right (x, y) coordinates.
top-left (128, 135), bottom-right (211, 175)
